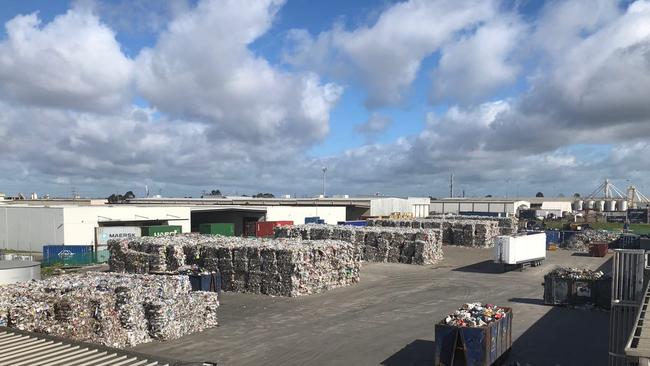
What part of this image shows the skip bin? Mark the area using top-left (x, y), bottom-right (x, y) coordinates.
top-left (188, 271), bottom-right (222, 293)
top-left (543, 274), bottom-right (571, 305)
top-left (544, 274), bottom-right (612, 308)
top-left (199, 223), bottom-right (234, 236)
top-left (141, 225), bottom-right (182, 237)
top-left (434, 307), bottom-right (513, 366)
top-left (589, 242), bottom-right (608, 257)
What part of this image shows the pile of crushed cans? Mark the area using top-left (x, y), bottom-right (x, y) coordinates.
top-left (444, 302), bottom-right (507, 327)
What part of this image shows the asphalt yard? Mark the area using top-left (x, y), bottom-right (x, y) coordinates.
top-left (133, 246), bottom-right (612, 366)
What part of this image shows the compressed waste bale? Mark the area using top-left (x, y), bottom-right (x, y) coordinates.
top-left (368, 218), bottom-right (501, 247)
top-left (108, 234), bottom-right (361, 297)
top-left (274, 224), bottom-right (443, 265)
top-left (0, 272), bottom-right (219, 348)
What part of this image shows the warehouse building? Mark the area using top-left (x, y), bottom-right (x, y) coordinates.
top-left (429, 197), bottom-right (576, 217)
top-left (429, 198), bottom-right (530, 217)
top-left (127, 196), bottom-right (430, 219)
top-left (0, 203), bottom-right (192, 252)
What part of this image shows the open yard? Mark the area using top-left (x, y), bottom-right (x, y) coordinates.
top-left (132, 247), bottom-right (612, 366)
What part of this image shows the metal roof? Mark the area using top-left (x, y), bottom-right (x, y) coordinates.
top-left (126, 197), bottom-right (372, 207)
top-left (0, 328), bottom-right (176, 366)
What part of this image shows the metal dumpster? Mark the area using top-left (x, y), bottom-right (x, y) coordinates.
top-left (434, 307), bottom-right (512, 366)
top-left (589, 242), bottom-right (608, 257)
top-left (543, 273), bottom-right (612, 308)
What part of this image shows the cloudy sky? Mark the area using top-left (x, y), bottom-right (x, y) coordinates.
top-left (0, 0), bottom-right (649, 198)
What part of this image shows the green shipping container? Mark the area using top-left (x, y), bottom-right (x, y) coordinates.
top-left (141, 225), bottom-right (182, 237)
top-left (199, 223), bottom-right (235, 236)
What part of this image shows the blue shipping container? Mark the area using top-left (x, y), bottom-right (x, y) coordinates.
top-left (43, 245), bottom-right (93, 261)
top-left (305, 216), bottom-right (321, 224)
top-left (337, 220), bottom-right (368, 227)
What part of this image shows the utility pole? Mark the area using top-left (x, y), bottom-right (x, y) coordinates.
top-left (322, 167), bottom-right (327, 197)
top-left (449, 172), bottom-right (454, 198)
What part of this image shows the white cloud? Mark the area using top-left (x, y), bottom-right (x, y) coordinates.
top-left (533, 0), bottom-right (620, 57)
top-left (285, 0), bottom-right (496, 108)
top-left (2, 0), bottom-right (650, 199)
top-left (432, 17), bottom-right (525, 103)
top-left (355, 113), bottom-right (392, 137)
top-left (0, 6), bottom-right (133, 111)
top-left (136, 0), bottom-right (342, 146)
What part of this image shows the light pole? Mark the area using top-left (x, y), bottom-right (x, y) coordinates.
top-left (322, 167), bottom-right (327, 197)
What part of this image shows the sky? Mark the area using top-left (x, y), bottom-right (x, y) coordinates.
top-left (0, 0), bottom-right (650, 199)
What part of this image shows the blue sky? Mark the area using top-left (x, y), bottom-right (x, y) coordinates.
top-left (0, 0), bottom-right (649, 198)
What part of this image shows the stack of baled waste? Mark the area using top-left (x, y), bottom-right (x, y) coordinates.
top-left (109, 234), bottom-right (360, 297)
top-left (428, 214), bottom-right (518, 235)
top-left (273, 224), bottom-right (442, 265)
top-left (367, 218), bottom-right (500, 247)
top-left (0, 272), bottom-right (218, 348)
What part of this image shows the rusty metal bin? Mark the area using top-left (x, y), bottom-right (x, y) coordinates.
top-left (589, 242), bottom-right (608, 257)
top-left (434, 307), bottom-right (513, 366)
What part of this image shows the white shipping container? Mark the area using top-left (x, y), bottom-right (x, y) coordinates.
top-left (95, 226), bottom-right (141, 246)
top-left (494, 233), bottom-right (546, 265)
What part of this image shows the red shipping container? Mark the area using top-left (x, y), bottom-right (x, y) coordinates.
top-left (256, 221), bottom-right (293, 237)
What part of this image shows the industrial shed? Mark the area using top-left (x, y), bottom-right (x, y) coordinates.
top-left (429, 198), bottom-right (530, 217)
top-left (0, 204), bottom-right (191, 252)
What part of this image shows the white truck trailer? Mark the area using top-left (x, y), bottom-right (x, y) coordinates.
top-left (494, 232), bottom-right (546, 272)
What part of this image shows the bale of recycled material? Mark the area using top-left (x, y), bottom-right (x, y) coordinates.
top-left (109, 235), bottom-right (361, 297)
top-left (274, 224), bottom-right (443, 265)
top-left (0, 272), bottom-right (218, 348)
top-left (367, 218), bottom-right (501, 247)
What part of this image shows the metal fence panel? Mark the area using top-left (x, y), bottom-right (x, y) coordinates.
top-left (610, 249), bottom-right (647, 366)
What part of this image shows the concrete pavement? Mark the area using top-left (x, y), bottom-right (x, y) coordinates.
top-left (133, 247), bottom-right (612, 366)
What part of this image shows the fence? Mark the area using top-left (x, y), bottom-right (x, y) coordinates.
top-left (609, 249), bottom-right (647, 366)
